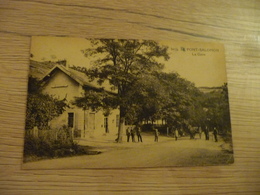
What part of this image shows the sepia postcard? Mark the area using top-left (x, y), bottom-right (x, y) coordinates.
top-left (22, 37), bottom-right (234, 169)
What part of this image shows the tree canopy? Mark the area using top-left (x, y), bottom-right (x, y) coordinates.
top-left (201, 83), bottom-right (231, 135)
top-left (73, 39), bottom-right (232, 142)
top-left (81, 39), bottom-right (170, 142)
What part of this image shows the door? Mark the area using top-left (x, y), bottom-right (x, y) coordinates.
top-left (89, 113), bottom-right (95, 136)
top-left (68, 112), bottom-right (74, 128)
top-left (68, 112), bottom-right (75, 138)
top-left (104, 117), bottom-right (109, 133)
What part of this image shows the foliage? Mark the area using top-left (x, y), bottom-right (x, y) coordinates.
top-left (76, 39), bottom-right (231, 142)
top-left (157, 74), bottom-right (232, 136)
top-left (72, 88), bottom-right (117, 114)
top-left (25, 76), bottom-right (67, 130)
top-left (132, 73), bottom-right (231, 138)
top-left (123, 73), bottom-right (169, 123)
top-left (154, 72), bottom-right (202, 126)
top-left (202, 83), bottom-right (232, 134)
top-left (24, 73), bottom-right (84, 162)
top-left (23, 126), bottom-right (96, 162)
top-left (80, 39), bottom-right (170, 142)
top-left (129, 71), bottom-right (204, 132)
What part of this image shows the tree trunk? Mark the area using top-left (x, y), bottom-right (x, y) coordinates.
top-left (117, 116), bottom-right (125, 143)
top-left (117, 107), bottom-right (126, 143)
top-left (83, 109), bottom-right (86, 138)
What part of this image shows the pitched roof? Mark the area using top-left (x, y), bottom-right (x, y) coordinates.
top-left (41, 65), bottom-right (113, 92)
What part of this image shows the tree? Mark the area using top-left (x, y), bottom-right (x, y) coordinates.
top-left (154, 72), bottom-right (202, 127)
top-left (26, 76), bottom-right (67, 130)
top-left (82, 39), bottom-right (170, 142)
top-left (202, 83), bottom-right (231, 135)
top-left (123, 73), bottom-right (169, 124)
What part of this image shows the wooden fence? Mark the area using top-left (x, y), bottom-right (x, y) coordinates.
top-left (25, 127), bottom-right (74, 141)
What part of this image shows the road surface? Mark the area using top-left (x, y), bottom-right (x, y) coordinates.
top-left (22, 134), bottom-right (233, 169)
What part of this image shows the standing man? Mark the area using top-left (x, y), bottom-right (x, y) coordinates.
top-left (174, 129), bottom-right (179, 141)
top-left (213, 127), bottom-right (218, 142)
top-left (126, 127), bottom-right (131, 142)
top-left (204, 126), bottom-right (210, 140)
top-left (131, 127), bottom-right (136, 142)
top-left (136, 124), bottom-right (143, 142)
top-left (154, 126), bottom-right (159, 142)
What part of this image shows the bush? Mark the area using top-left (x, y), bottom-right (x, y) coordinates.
top-left (23, 126), bottom-right (90, 162)
top-left (26, 76), bottom-right (68, 130)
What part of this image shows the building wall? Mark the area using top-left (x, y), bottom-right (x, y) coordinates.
top-left (48, 107), bottom-right (82, 130)
top-left (80, 109), bottom-right (120, 138)
top-left (42, 68), bottom-right (120, 139)
top-left (42, 69), bottom-right (82, 102)
top-left (92, 109), bottom-right (120, 137)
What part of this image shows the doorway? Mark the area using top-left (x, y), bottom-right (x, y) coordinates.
top-left (68, 112), bottom-right (74, 128)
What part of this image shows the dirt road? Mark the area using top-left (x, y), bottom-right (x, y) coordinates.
top-left (23, 134), bottom-right (233, 169)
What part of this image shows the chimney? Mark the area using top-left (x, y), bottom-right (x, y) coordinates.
top-left (57, 60), bottom-right (67, 68)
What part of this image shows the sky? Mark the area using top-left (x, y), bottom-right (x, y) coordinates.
top-left (30, 36), bottom-right (228, 87)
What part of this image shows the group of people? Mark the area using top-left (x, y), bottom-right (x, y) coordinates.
top-left (194, 126), bottom-right (219, 142)
top-left (174, 125), bottom-right (219, 142)
top-left (126, 125), bottom-right (161, 143)
top-left (126, 125), bottom-right (181, 143)
top-left (126, 124), bottom-right (219, 143)
top-left (126, 125), bottom-right (143, 143)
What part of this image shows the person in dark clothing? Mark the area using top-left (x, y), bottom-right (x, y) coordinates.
top-left (136, 125), bottom-right (143, 142)
top-left (213, 127), bottom-right (218, 142)
top-left (126, 127), bottom-right (131, 142)
top-left (204, 126), bottom-right (210, 140)
top-left (130, 127), bottom-right (136, 142)
top-left (174, 129), bottom-right (179, 141)
top-left (154, 127), bottom-right (159, 142)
